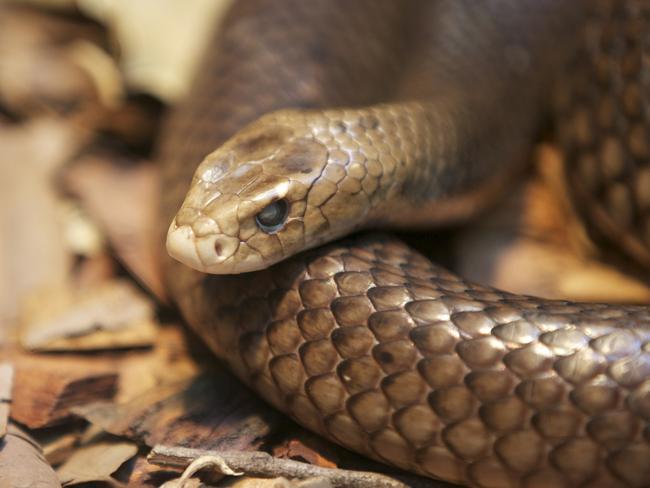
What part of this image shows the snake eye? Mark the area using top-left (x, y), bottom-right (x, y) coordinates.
top-left (255, 199), bottom-right (288, 233)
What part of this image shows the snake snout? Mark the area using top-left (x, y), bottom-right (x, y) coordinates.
top-left (166, 220), bottom-right (239, 273)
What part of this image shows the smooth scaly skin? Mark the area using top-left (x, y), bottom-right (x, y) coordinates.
top-left (160, 1), bottom-right (650, 486)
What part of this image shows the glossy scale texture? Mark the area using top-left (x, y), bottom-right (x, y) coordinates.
top-left (160, 0), bottom-right (650, 486)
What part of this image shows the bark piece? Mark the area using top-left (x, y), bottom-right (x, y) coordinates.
top-left (20, 278), bottom-right (157, 351)
top-left (74, 370), bottom-right (283, 452)
top-left (56, 438), bottom-right (138, 486)
top-left (11, 354), bottom-right (117, 428)
top-left (0, 423), bottom-right (60, 488)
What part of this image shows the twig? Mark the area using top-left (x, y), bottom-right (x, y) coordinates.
top-left (148, 445), bottom-right (412, 488)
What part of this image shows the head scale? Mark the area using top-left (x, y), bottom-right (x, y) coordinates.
top-left (167, 111), bottom-right (367, 274)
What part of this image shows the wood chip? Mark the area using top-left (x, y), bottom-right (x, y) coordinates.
top-left (20, 279), bottom-right (158, 351)
top-left (0, 423), bottom-right (60, 488)
top-left (56, 438), bottom-right (138, 486)
top-left (11, 354), bottom-right (117, 428)
top-left (73, 371), bottom-right (283, 452)
top-left (0, 362), bottom-right (14, 438)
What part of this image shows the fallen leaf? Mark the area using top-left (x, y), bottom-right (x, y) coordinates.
top-left (0, 362), bottom-right (13, 438)
top-left (77, 0), bottom-right (232, 101)
top-left (0, 423), bottom-right (60, 488)
top-left (114, 325), bottom-right (199, 403)
top-left (0, 118), bottom-right (84, 331)
top-left (74, 371), bottom-right (284, 452)
top-left (56, 438), bottom-right (137, 486)
top-left (11, 354), bottom-right (117, 428)
top-left (20, 279), bottom-right (158, 351)
top-left (455, 144), bottom-right (650, 302)
top-left (62, 154), bottom-right (167, 301)
top-left (34, 426), bottom-right (84, 466)
top-left (121, 454), bottom-right (180, 487)
top-left (0, 3), bottom-right (111, 120)
top-left (273, 438), bottom-right (337, 470)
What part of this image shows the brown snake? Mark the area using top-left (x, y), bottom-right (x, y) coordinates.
top-left (160, 1), bottom-right (650, 486)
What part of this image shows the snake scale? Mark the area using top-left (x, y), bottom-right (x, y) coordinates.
top-left (159, 1), bottom-right (650, 486)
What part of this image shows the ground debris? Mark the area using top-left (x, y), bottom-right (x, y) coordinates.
top-left (149, 445), bottom-right (438, 488)
top-left (0, 363), bottom-right (13, 438)
top-left (0, 117), bottom-right (85, 329)
top-left (62, 153), bottom-right (167, 301)
top-left (11, 354), bottom-right (117, 428)
top-left (73, 370), bottom-right (284, 452)
top-left (20, 278), bottom-right (157, 351)
top-left (0, 423), bottom-right (60, 488)
top-left (34, 424), bottom-right (85, 466)
top-left (455, 144), bottom-right (650, 302)
top-left (273, 436), bottom-right (338, 470)
top-left (56, 436), bottom-right (138, 486)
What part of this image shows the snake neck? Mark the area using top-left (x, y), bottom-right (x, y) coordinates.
top-left (300, 97), bottom-right (537, 232)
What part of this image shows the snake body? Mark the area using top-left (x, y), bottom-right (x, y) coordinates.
top-left (160, 1), bottom-right (650, 486)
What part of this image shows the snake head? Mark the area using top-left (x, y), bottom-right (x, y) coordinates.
top-left (167, 111), bottom-right (361, 274)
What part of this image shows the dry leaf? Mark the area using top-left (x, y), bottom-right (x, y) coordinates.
top-left (273, 438), bottom-right (337, 470)
top-left (11, 354), bottom-right (117, 428)
top-left (0, 362), bottom-right (13, 438)
top-left (114, 325), bottom-right (199, 403)
top-left (221, 476), bottom-right (334, 488)
top-left (20, 279), bottom-right (157, 351)
top-left (0, 118), bottom-right (84, 330)
top-left (77, 0), bottom-right (232, 101)
top-left (62, 154), bottom-right (167, 301)
top-left (122, 454), bottom-right (181, 487)
top-left (455, 145), bottom-right (650, 302)
top-left (0, 4), bottom-right (110, 122)
top-left (56, 438), bottom-right (137, 486)
top-left (0, 423), bottom-right (60, 488)
top-left (74, 372), bottom-right (282, 452)
top-left (35, 426), bottom-right (84, 466)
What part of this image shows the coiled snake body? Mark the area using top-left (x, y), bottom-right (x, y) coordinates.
top-left (160, 1), bottom-right (650, 486)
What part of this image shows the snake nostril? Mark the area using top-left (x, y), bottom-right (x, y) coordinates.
top-left (214, 240), bottom-right (223, 257)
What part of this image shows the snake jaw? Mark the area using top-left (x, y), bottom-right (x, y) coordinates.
top-left (166, 221), bottom-right (202, 269)
top-left (166, 220), bottom-right (240, 273)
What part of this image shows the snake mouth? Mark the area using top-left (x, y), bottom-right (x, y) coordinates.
top-left (166, 220), bottom-right (239, 273)
top-left (166, 221), bottom-right (204, 271)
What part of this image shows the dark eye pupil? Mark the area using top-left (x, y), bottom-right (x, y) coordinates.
top-left (255, 199), bottom-right (288, 233)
